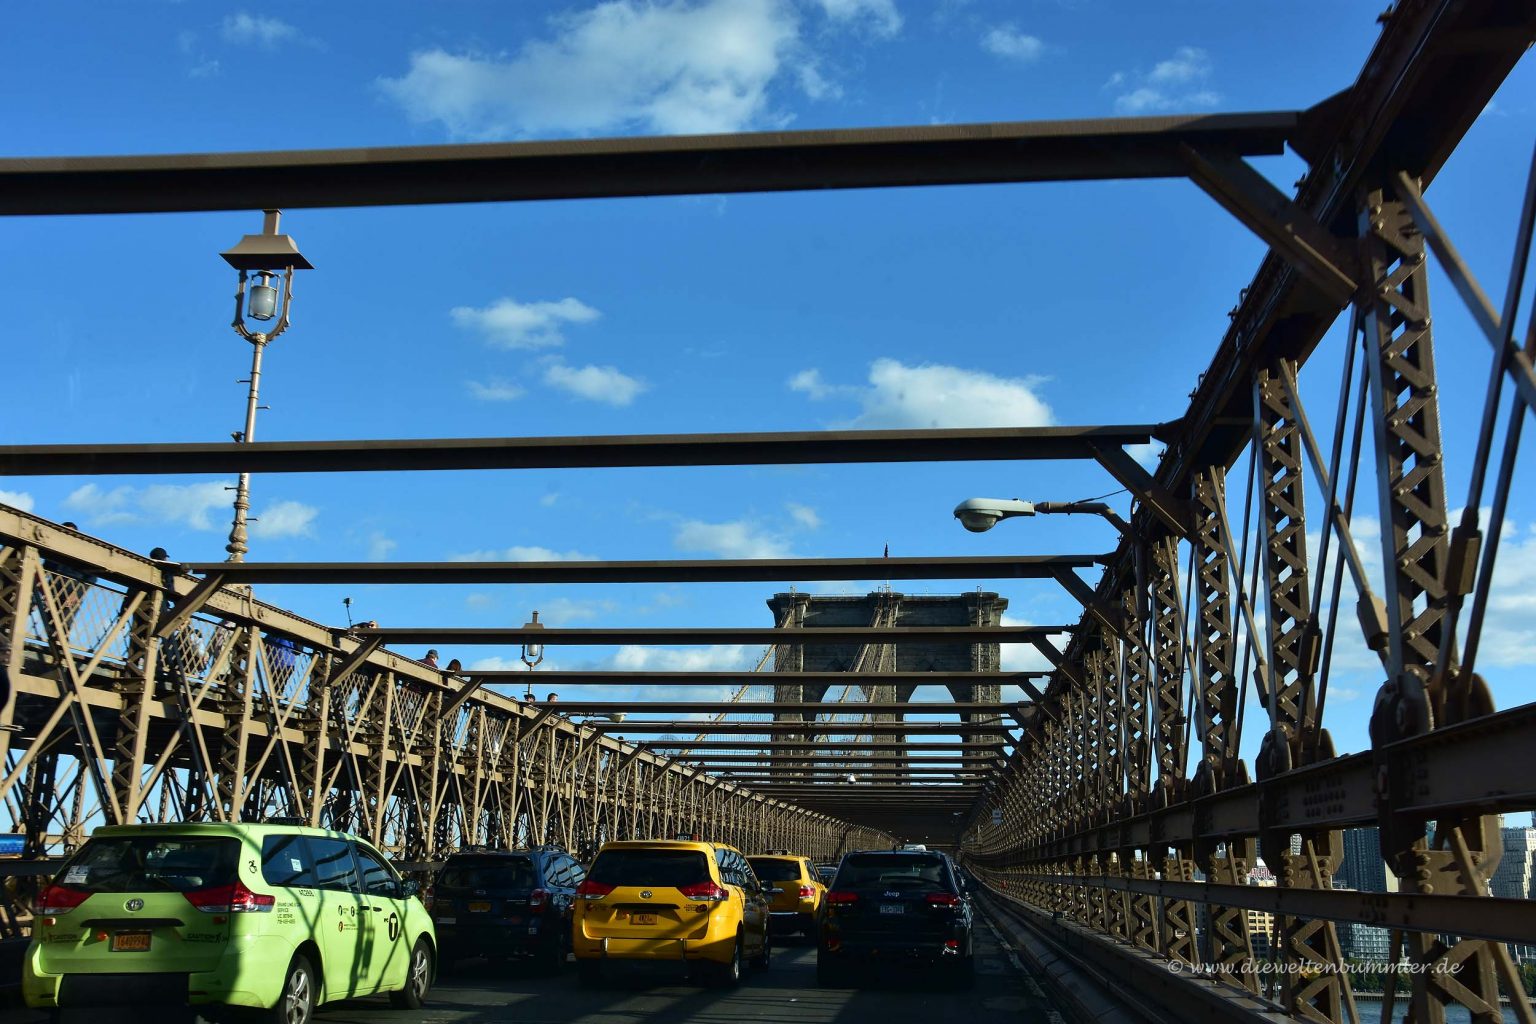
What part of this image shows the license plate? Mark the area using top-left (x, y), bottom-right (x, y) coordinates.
top-left (111, 931), bottom-right (152, 952)
top-left (632, 912), bottom-right (657, 925)
top-left (468, 901), bottom-right (491, 913)
top-left (878, 904), bottom-right (905, 915)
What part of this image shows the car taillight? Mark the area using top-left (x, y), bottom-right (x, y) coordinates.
top-left (677, 881), bottom-right (728, 902)
top-left (798, 885), bottom-right (816, 899)
top-left (925, 892), bottom-right (962, 907)
top-left (422, 886), bottom-right (435, 912)
top-left (528, 888), bottom-right (548, 912)
top-left (827, 890), bottom-right (859, 906)
top-left (185, 880), bottom-right (275, 914)
top-left (576, 879), bottom-right (614, 900)
top-left (38, 884), bottom-right (89, 916)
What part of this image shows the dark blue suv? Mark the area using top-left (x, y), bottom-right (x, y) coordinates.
top-left (816, 849), bottom-right (975, 988)
top-left (429, 846), bottom-right (587, 970)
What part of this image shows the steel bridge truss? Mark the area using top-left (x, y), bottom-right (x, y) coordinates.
top-left (0, 515), bottom-right (888, 908)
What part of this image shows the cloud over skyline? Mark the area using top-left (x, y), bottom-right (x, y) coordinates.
top-left (791, 357), bottom-right (1054, 428)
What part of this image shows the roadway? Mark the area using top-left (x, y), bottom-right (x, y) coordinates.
top-left (2, 916), bottom-right (1068, 1024)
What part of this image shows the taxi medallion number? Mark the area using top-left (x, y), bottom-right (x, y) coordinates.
top-left (111, 931), bottom-right (152, 952)
top-left (468, 901), bottom-right (492, 913)
top-left (632, 913), bottom-right (657, 925)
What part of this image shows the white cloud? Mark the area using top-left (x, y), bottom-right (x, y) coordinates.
top-left (378, 0), bottom-right (801, 138)
top-left (466, 593), bottom-right (495, 609)
top-left (467, 378), bottom-right (527, 401)
top-left (0, 490), bottom-right (35, 513)
top-left (998, 614), bottom-right (1069, 673)
top-left (67, 481), bottom-right (234, 530)
top-left (539, 493), bottom-right (561, 507)
top-left (811, 0), bottom-right (902, 37)
top-left (1150, 46), bottom-right (1209, 85)
top-left (451, 297), bottom-right (599, 350)
top-left (539, 597), bottom-right (618, 624)
top-left (788, 368), bottom-right (839, 400)
top-left (222, 13), bottom-right (300, 48)
top-left (787, 502), bottom-right (821, 529)
top-left (792, 358), bottom-right (1054, 429)
top-left (177, 31), bottom-right (220, 77)
top-left (675, 519), bottom-right (793, 559)
top-left (608, 644), bottom-right (757, 672)
top-left (796, 62), bottom-right (841, 101)
top-left (368, 532), bottom-right (398, 560)
top-left (981, 25), bottom-right (1042, 62)
top-left (1109, 46), bottom-right (1219, 114)
top-left (1126, 441), bottom-right (1162, 470)
top-left (450, 544), bottom-right (598, 561)
top-left (543, 360), bottom-right (648, 406)
top-left (468, 656), bottom-right (526, 672)
top-left (250, 500), bottom-right (318, 539)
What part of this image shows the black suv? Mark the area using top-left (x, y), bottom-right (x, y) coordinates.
top-left (430, 846), bottom-right (587, 970)
top-left (816, 849), bottom-right (974, 988)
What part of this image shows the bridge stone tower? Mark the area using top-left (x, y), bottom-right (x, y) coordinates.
top-left (765, 591), bottom-right (1007, 774)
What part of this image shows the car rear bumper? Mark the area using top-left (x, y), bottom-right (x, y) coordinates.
top-left (23, 936), bottom-right (292, 1010)
top-left (819, 934), bottom-right (966, 962)
top-left (573, 932), bottom-right (736, 965)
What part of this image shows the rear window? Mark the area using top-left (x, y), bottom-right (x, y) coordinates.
top-left (588, 849), bottom-right (710, 888)
top-left (438, 857), bottom-right (536, 891)
top-left (748, 858), bottom-right (802, 882)
top-left (56, 836), bottom-right (238, 894)
top-left (834, 854), bottom-right (950, 892)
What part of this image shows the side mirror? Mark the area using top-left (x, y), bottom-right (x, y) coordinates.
top-left (401, 879), bottom-right (421, 898)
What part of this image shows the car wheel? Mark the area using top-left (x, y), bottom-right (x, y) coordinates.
top-left (750, 929), bottom-right (771, 970)
top-left (708, 935), bottom-right (743, 988)
top-left (266, 953), bottom-right (316, 1024)
top-left (389, 938), bottom-right (433, 1009)
top-left (576, 959), bottom-right (604, 988)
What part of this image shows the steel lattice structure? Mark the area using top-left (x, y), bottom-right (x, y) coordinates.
top-left (3, 1), bottom-right (1536, 1022)
top-left (0, 509), bottom-right (888, 913)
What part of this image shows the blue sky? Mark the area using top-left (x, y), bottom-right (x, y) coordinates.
top-left (4, 0), bottom-right (1534, 772)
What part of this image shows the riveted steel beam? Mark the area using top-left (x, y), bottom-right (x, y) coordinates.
top-left (461, 670), bottom-right (1050, 685)
top-left (582, 721), bottom-right (1016, 735)
top-left (350, 625), bottom-right (1074, 646)
top-left (0, 425), bottom-right (1166, 477)
top-left (185, 557), bottom-right (1102, 587)
top-left (0, 113), bottom-right (1296, 216)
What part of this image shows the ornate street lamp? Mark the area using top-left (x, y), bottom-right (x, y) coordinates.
top-left (520, 611), bottom-right (545, 700)
top-left (220, 210), bottom-right (312, 562)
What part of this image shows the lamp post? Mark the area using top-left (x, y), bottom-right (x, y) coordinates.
top-left (220, 210), bottom-right (312, 563)
top-left (520, 611), bottom-right (545, 700)
top-left (952, 497), bottom-right (1129, 534)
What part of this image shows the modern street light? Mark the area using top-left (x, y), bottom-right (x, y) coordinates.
top-left (520, 611), bottom-right (545, 700)
top-left (220, 210), bottom-right (311, 563)
top-left (952, 497), bottom-right (1129, 534)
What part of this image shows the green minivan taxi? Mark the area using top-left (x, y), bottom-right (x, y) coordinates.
top-left (23, 821), bottom-right (436, 1023)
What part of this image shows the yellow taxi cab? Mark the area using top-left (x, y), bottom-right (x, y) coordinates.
top-left (572, 839), bottom-right (770, 986)
top-left (747, 852), bottom-right (825, 938)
